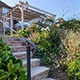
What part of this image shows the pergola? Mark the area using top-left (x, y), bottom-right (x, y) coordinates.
top-left (3, 1), bottom-right (56, 35)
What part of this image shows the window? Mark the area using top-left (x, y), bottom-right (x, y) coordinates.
top-left (2, 7), bottom-right (9, 14)
top-left (4, 22), bottom-right (10, 28)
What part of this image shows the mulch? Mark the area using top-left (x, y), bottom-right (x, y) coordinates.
top-left (50, 72), bottom-right (69, 80)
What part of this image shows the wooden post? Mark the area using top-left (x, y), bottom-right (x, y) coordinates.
top-left (21, 4), bottom-right (24, 30)
top-left (10, 12), bottom-right (13, 36)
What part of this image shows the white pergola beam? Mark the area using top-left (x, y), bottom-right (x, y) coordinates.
top-left (21, 5), bottom-right (24, 30)
top-left (24, 2), bottom-right (55, 16)
top-left (4, 6), bottom-right (19, 18)
top-left (3, 17), bottom-right (6, 36)
top-left (24, 2), bottom-right (56, 22)
top-left (4, 1), bottom-right (56, 21)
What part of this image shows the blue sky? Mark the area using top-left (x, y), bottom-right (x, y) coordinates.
top-left (1, 0), bottom-right (80, 20)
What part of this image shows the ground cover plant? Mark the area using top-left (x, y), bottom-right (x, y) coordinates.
top-left (0, 38), bottom-right (27, 80)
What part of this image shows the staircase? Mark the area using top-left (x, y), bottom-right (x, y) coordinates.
top-left (3, 36), bottom-right (54, 80)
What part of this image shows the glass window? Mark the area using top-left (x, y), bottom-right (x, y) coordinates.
top-left (4, 22), bottom-right (10, 28)
top-left (2, 7), bottom-right (9, 14)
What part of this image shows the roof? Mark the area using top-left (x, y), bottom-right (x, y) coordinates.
top-left (0, 1), bottom-right (11, 9)
top-left (10, 8), bottom-right (47, 22)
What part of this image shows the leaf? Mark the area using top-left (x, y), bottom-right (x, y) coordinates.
top-left (0, 75), bottom-right (8, 80)
top-left (0, 58), bottom-right (2, 65)
top-left (14, 63), bottom-right (20, 72)
top-left (11, 73), bottom-right (18, 80)
top-left (0, 70), bottom-right (5, 77)
top-left (2, 55), bottom-right (9, 62)
top-left (18, 67), bottom-right (26, 76)
top-left (18, 76), bottom-right (27, 80)
top-left (16, 59), bottom-right (22, 66)
top-left (8, 60), bottom-right (14, 73)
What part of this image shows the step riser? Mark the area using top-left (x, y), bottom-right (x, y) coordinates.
top-left (32, 70), bottom-right (49, 80)
top-left (11, 46), bottom-right (34, 52)
top-left (14, 53), bottom-right (33, 59)
top-left (30, 61), bottom-right (40, 67)
top-left (11, 42), bottom-right (23, 46)
top-left (7, 43), bottom-right (22, 46)
top-left (11, 46), bottom-right (26, 52)
top-left (3, 37), bottom-right (20, 43)
top-left (23, 60), bottom-right (40, 67)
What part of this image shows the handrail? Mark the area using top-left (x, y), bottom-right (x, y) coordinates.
top-left (10, 27), bottom-right (38, 53)
top-left (0, 19), bottom-right (38, 53)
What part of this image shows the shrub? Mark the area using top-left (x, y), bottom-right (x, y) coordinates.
top-left (67, 56), bottom-right (80, 80)
top-left (33, 30), bottom-right (54, 64)
top-left (0, 38), bottom-right (27, 80)
top-left (33, 26), bottom-right (60, 69)
top-left (58, 29), bottom-right (80, 66)
top-left (60, 19), bottom-right (80, 32)
top-left (12, 23), bottom-right (41, 38)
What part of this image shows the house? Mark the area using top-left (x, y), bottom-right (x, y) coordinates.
top-left (56, 18), bottom-right (65, 27)
top-left (0, 1), bottom-right (11, 33)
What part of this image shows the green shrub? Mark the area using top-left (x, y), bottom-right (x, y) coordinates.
top-left (12, 23), bottom-right (41, 38)
top-left (67, 56), bottom-right (80, 80)
top-left (58, 29), bottom-right (80, 67)
top-left (0, 38), bottom-right (27, 80)
top-left (49, 25), bottom-right (61, 54)
top-left (60, 19), bottom-right (80, 32)
top-left (33, 30), bottom-right (54, 64)
top-left (33, 26), bottom-right (60, 69)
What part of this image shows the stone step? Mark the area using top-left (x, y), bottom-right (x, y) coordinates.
top-left (10, 46), bottom-right (26, 52)
top-left (10, 41), bottom-right (24, 46)
top-left (12, 51), bottom-right (33, 59)
top-left (41, 78), bottom-right (55, 80)
top-left (23, 58), bottom-right (40, 67)
top-left (3, 36), bottom-right (20, 43)
top-left (31, 66), bottom-right (50, 80)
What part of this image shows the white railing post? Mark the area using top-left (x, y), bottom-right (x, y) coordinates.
top-left (0, 19), bottom-right (5, 37)
top-left (52, 15), bottom-right (56, 24)
top-left (3, 18), bottom-right (6, 36)
top-left (21, 4), bottom-right (24, 30)
top-left (10, 12), bottom-right (13, 36)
